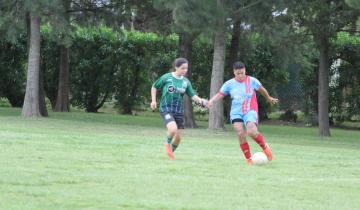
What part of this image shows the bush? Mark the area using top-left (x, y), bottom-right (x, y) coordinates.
top-left (279, 109), bottom-right (298, 122)
top-left (114, 31), bottom-right (177, 114)
top-left (0, 35), bottom-right (27, 107)
top-left (41, 26), bottom-right (61, 109)
top-left (70, 27), bottom-right (120, 112)
top-left (330, 32), bottom-right (360, 122)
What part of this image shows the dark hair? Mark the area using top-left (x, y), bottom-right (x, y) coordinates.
top-left (233, 61), bottom-right (245, 70)
top-left (173, 57), bottom-right (188, 69)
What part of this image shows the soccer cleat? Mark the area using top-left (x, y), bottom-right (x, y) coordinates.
top-left (164, 143), bottom-right (175, 160)
top-left (246, 158), bottom-right (253, 165)
top-left (263, 144), bottom-right (273, 161)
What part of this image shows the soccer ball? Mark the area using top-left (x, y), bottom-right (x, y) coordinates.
top-left (251, 152), bottom-right (269, 166)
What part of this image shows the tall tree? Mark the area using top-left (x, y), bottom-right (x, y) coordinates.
top-left (208, 0), bottom-right (227, 129)
top-left (155, 0), bottom-right (213, 127)
top-left (54, 0), bottom-right (71, 112)
top-left (157, 0), bottom-right (285, 129)
top-left (22, 14), bottom-right (42, 117)
top-left (288, 0), bottom-right (358, 136)
top-left (0, 0), bottom-right (69, 117)
top-left (179, 32), bottom-right (198, 128)
top-left (207, 0), bottom-right (283, 129)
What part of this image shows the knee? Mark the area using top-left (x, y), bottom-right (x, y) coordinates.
top-left (236, 130), bottom-right (246, 139)
top-left (246, 125), bottom-right (258, 137)
top-left (246, 128), bottom-right (258, 138)
top-left (168, 128), bottom-right (177, 136)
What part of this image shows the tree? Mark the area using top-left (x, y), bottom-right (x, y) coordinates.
top-left (22, 14), bottom-right (42, 117)
top-left (54, 0), bottom-right (71, 112)
top-left (208, 0), bottom-right (227, 129)
top-left (288, 0), bottom-right (358, 136)
top-left (154, 0), bottom-right (214, 127)
top-left (0, 0), bottom-right (68, 117)
top-left (0, 35), bottom-right (27, 107)
top-left (157, 0), bottom-right (226, 129)
top-left (179, 32), bottom-right (199, 128)
top-left (156, 0), bottom-right (289, 129)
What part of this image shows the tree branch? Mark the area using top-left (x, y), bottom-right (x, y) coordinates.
top-left (231, 0), bottom-right (264, 17)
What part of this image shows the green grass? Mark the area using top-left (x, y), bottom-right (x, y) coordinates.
top-left (1, 107), bottom-right (360, 210)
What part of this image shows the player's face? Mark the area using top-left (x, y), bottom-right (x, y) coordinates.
top-left (175, 63), bottom-right (188, 76)
top-left (234, 68), bottom-right (246, 81)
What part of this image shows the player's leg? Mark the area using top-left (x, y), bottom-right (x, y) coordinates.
top-left (172, 129), bottom-right (182, 152)
top-left (232, 119), bottom-right (252, 165)
top-left (171, 113), bottom-right (185, 152)
top-left (164, 121), bottom-right (177, 160)
top-left (244, 111), bottom-right (272, 161)
top-left (161, 112), bottom-right (177, 160)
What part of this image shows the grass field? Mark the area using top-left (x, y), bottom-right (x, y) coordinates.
top-left (1, 107), bottom-right (360, 210)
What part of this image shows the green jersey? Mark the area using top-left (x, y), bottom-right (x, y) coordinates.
top-left (153, 72), bottom-right (196, 113)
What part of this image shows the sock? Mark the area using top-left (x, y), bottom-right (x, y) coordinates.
top-left (240, 142), bottom-right (251, 160)
top-left (165, 136), bottom-right (172, 144)
top-left (253, 133), bottom-right (266, 150)
top-left (171, 143), bottom-right (178, 152)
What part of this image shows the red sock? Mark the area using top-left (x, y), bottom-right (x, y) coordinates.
top-left (240, 142), bottom-right (251, 160)
top-left (253, 133), bottom-right (266, 150)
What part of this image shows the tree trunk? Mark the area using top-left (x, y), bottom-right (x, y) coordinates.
top-left (55, 0), bottom-right (71, 112)
top-left (228, 19), bottom-right (241, 70)
top-left (39, 67), bottom-right (48, 117)
top-left (179, 32), bottom-right (198, 128)
top-left (55, 46), bottom-right (70, 112)
top-left (22, 14), bottom-right (42, 117)
top-left (318, 36), bottom-right (331, 136)
top-left (209, 12), bottom-right (226, 130)
top-left (224, 19), bottom-right (241, 122)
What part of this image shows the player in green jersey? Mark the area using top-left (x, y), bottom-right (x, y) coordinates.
top-left (151, 58), bottom-right (207, 160)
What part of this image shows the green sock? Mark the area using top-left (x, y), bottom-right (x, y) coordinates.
top-left (171, 143), bottom-right (178, 152)
top-left (165, 136), bottom-right (172, 144)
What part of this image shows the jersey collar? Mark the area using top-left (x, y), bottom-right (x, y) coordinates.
top-left (171, 72), bottom-right (184, 80)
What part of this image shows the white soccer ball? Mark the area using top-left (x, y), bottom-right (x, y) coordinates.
top-left (251, 152), bottom-right (269, 166)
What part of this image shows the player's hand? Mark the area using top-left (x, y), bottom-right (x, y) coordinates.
top-left (150, 101), bottom-right (157, 110)
top-left (207, 100), bottom-right (213, 108)
top-left (200, 98), bottom-right (208, 108)
top-left (267, 97), bottom-right (279, 105)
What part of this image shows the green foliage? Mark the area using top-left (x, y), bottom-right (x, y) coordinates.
top-left (0, 34), bottom-right (27, 107)
top-left (69, 26), bottom-right (120, 112)
top-left (114, 30), bottom-right (177, 114)
top-left (346, 0), bottom-right (360, 8)
top-left (0, 23), bottom-right (331, 120)
top-left (0, 0), bottom-right (69, 42)
top-left (233, 34), bottom-right (289, 120)
top-left (0, 25), bottom-right (296, 116)
top-left (41, 26), bottom-right (61, 109)
top-left (189, 36), bottom-right (214, 97)
top-left (295, 32), bottom-right (360, 124)
top-left (330, 32), bottom-right (360, 121)
top-left (296, 40), bottom-right (319, 125)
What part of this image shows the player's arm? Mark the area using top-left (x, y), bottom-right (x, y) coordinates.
top-left (150, 86), bottom-right (158, 110)
top-left (207, 93), bottom-right (225, 108)
top-left (257, 86), bottom-right (278, 105)
top-left (151, 74), bottom-right (166, 110)
top-left (191, 95), bottom-right (207, 107)
top-left (186, 80), bottom-right (207, 107)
